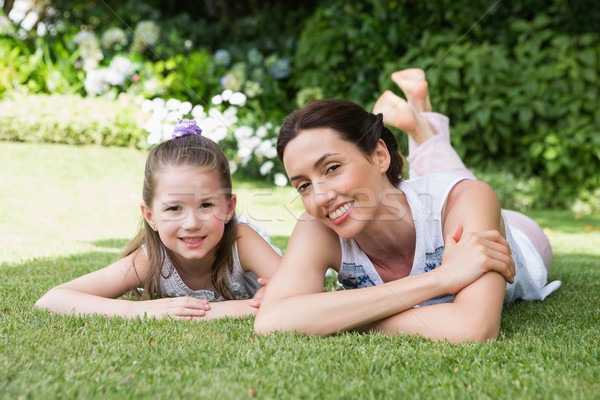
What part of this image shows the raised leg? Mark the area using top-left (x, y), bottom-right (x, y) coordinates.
top-left (373, 69), bottom-right (475, 180)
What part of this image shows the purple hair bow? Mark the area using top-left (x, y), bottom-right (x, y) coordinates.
top-left (172, 119), bottom-right (202, 139)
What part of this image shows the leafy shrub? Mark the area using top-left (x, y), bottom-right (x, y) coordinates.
top-left (0, 36), bottom-right (84, 95)
top-left (378, 15), bottom-right (600, 209)
top-left (0, 93), bottom-right (147, 148)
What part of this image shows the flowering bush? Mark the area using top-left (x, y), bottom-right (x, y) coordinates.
top-left (140, 90), bottom-right (287, 186)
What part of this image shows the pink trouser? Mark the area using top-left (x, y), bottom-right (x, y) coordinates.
top-left (409, 112), bottom-right (553, 272)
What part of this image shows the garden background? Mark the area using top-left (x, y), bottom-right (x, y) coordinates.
top-left (1, 0), bottom-right (599, 398)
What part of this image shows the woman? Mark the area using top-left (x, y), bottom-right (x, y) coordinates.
top-left (254, 69), bottom-right (560, 342)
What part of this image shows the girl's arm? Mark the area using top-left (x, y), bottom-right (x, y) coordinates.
top-left (254, 205), bottom-right (513, 337)
top-left (364, 180), bottom-right (509, 342)
top-left (197, 222), bottom-right (282, 319)
top-left (35, 249), bottom-right (210, 319)
top-left (236, 222), bottom-right (282, 279)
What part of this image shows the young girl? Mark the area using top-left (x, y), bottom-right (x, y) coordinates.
top-left (36, 120), bottom-right (281, 320)
top-left (254, 69), bottom-right (560, 342)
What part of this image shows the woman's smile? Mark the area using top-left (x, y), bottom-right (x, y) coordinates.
top-left (327, 200), bottom-right (354, 224)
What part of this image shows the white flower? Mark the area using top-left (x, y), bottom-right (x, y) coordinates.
top-left (237, 146), bottom-right (252, 166)
top-left (260, 161), bottom-right (274, 176)
top-left (166, 111), bottom-right (182, 123)
top-left (208, 107), bottom-right (222, 119)
top-left (229, 160), bottom-right (238, 174)
top-left (162, 123), bottom-right (174, 140)
top-left (221, 89), bottom-right (233, 101)
top-left (198, 117), bottom-right (228, 143)
top-left (143, 118), bottom-right (162, 137)
top-left (214, 49), bottom-right (231, 67)
top-left (229, 92), bottom-right (247, 107)
top-left (274, 173), bottom-right (288, 187)
top-left (245, 136), bottom-right (262, 151)
top-left (133, 20), bottom-right (160, 47)
top-left (141, 99), bottom-right (154, 113)
top-left (221, 107), bottom-right (238, 126)
top-left (255, 140), bottom-right (273, 158)
top-left (191, 105), bottom-right (205, 120)
top-left (104, 69), bottom-right (125, 86)
top-left (234, 126), bottom-right (254, 140)
top-left (178, 101), bottom-right (192, 115)
top-left (166, 98), bottom-right (181, 110)
top-left (151, 97), bottom-right (165, 110)
top-left (203, 125), bottom-right (228, 143)
top-left (256, 126), bottom-right (268, 138)
top-left (84, 68), bottom-right (108, 95)
top-left (109, 55), bottom-right (134, 76)
top-left (152, 107), bottom-right (168, 122)
top-left (256, 140), bottom-right (277, 159)
top-left (211, 95), bottom-right (223, 105)
top-left (147, 131), bottom-right (162, 145)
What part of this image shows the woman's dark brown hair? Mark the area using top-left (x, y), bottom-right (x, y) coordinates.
top-left (277, 99), bottom-right (404, 186)
top-left (122, 134), bottom-right (238, 300)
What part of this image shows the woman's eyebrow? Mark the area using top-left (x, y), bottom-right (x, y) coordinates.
top-left (313, 152), bottom-right (337, 169)
top-left (289, 152), bottom-right (338, 182)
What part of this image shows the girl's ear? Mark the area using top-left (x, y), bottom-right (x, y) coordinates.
top-left (373, 139), bottom-right (391, 174)
top-left (140, 203), bottom-right (154, 228)
top-left (226, 195), bottom-right (237, 222)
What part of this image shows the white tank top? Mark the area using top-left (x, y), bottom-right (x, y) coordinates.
top-left (156, 215), bottom-right (280, 301)
top-left (337, 173), bottom-right (560, 305)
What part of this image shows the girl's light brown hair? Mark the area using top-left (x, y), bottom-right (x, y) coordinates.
top-left (122, 134), bottom-right (238, 300)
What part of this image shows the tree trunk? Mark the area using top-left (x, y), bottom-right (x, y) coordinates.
top-left (3, 0), bottom-right (16, 16)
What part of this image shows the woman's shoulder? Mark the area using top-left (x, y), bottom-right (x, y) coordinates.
top-left (402, 173), bottom-right (476, 216)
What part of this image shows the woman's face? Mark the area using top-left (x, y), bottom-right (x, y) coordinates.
top-left (282, 128), bottom-right (391, 239)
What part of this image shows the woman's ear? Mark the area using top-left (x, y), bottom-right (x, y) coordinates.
top-left (373, 139), bottom-right (391, 174)
top-left (140, 203), bottom-right (155, 228)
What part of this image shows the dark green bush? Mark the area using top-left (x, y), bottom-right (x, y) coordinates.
top-left (377, 15), bottom-right (600, 208)
top-left (0, 94), bottom-right (147, 148)
top-left (292, 0), bottom-right (599, 106)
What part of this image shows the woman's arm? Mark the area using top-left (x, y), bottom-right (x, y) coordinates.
top-left (35, 249), bottom-right (210, 319)
top-left (365, 180), bottom-right (510, 342)
top-left (254, 208), bottom-right (513, 336)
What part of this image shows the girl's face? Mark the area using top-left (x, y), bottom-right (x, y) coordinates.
top-left (141, 165), bottom-right (236, 266)
top-left (282, 128), bottom-right (392, 239)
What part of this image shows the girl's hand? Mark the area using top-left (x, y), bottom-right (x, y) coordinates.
top-left (133, 296), bottom-right (211, 320)
top-left (249, 277), bottom-right (270, 309)
top-left (437, 225), bottom-right (515, 294)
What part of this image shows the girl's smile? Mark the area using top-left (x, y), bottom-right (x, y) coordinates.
top-left (180, 236), bottom-right (207, 247)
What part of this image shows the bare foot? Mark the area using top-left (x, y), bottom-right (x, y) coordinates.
top-left (391, 68), bottom-right (432, 113)
top-left (373, 90), bottom-right (434, 145)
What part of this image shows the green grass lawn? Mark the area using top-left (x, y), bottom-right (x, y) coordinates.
top-left (1, 141), bottom-right (599, 399)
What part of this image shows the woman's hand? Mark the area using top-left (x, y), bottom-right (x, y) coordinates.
top-left (131, 296), bottom-right (211, 320)
top-left (437, 225), bottom-right (515, 295)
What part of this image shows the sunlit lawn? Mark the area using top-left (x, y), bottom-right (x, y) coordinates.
top-left (1, 141), bottom-right (599, 399)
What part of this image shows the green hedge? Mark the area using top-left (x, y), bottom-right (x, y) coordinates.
top-left (0, 94), bottom-right (147, 148)
top-left (377, 15), bottom-right (600, 209)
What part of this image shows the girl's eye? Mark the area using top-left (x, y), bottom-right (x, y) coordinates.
top-left (167, 205), bottom-right (182, 212)
top-left (200, 203), bottom-right (213, 209)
